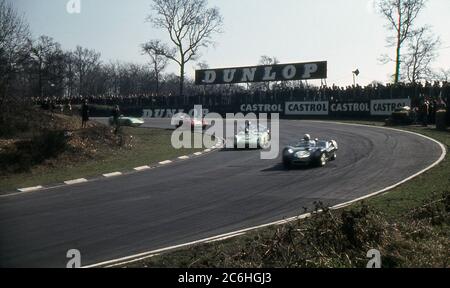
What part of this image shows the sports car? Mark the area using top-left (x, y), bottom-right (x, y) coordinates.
top-left (234, 124), bottom-right (271, 149)
top-left (174, 115), bottom-right (208, 130)
top-left (109, 115), bottom-right (145, 127)
top-left (282, 139), bottom-right (338, 168)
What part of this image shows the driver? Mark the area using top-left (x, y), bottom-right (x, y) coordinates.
top-left (245, 120), bottom-right (252, 134)
top-left (302, 134), bottom-right (316, 146)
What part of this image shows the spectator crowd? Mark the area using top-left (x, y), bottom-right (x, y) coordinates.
top-left (36, 81), bottom-right (450, 112)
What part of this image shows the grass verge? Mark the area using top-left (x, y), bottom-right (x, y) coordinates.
top-left (0, 127), bottom-right (204, 192)
top-left (122, 124), bottom-right (449, 268)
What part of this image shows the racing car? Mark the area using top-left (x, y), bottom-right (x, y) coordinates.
top-left (108, 115), bottom-right (145, 127)
top-left (234, 123), bottom-right (271, 149)
top-left (282, 136), bottom-right (338, 168)
top-left (175, 115), bottom-right (208, 130)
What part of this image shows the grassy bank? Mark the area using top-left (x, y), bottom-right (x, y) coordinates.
top-left (123, 124), bottom-right (449, 268)
top-left (0, 122), bottom-right (204, 192)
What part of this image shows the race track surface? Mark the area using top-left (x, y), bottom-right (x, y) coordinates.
top-left (0, 120), bottom-right (443, 267)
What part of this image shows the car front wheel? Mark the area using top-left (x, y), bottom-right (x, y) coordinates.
top-left (318, 153), bottom-right (327, 167)
top-left (283, 160), bottom-right (291, 170)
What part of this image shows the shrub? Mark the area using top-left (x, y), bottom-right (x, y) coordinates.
top-left (0, 130), bottom-right (67, 174)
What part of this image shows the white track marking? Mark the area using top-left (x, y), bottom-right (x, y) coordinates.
top-left (18, 186), bottom-right (43, 193)
top-left (103, 172), bottom-right (122, 178)
top-left (134, 166), bottom-right (150, 171)
top-left (83, 212), bottom-right (312, 268)
top-left (204, 149), bottom-right (211, 153)
top-left (105, 254), bottom-right (161, 268)
top-left (206, 232), bottom-right (246, 243)
top-left (84, 122), bottom-right (447, 268)
top-left (64, 178), bottom-right (88, 185)
top-left (3, 134), bottom-right (226, 198)
top-left (194, 152), bottom-right (203, 156)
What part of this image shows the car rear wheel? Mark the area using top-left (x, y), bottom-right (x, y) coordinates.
top-left (330, 152), bottom-right (337, 161)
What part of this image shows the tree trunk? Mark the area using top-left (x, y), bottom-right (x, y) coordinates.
top-left (79, 72), bottom-right (83, 97)
top-left (156, 73), bottom-right (159, 97)
top-left (155, 62), bottom-right (160, 97)
top-left (394, 0), bottom-right (401, 84)
top-left (179, 62), bottom-right (185, 107)
top-left (395, 40), bottom-right (401, 83)
top-left (39, 61), bottom-right (43, 98)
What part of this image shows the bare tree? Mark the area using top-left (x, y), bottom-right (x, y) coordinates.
top-left (378, 0), bottom-right (426, 83)
top-left (259, 55), bottom-right (279, 66)
top-left (72, 46), bottom-right (101, 98)
top-left (402, 26), bottom-right (440, 83)
top-left (0, 0), bottom-right (30, 109)
top-left (64, 51), bottom-right (77, 98)
top-left (147, 0), bottom-right (223, 102)
top-left (252, 55), bottom-right (280, 91)
top-left (196, 61), bottom-right (209, 70)
top-left (433, 68), bottom-right (450, 82)
top-left (142, 40), bottom-right (169, 96)
top-left (29, 36), bottom-right (63, 98)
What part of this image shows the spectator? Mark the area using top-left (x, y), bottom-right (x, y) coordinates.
top-left (81, 99), bottom-right (90, 128)
top-left (111, 105), bottom-right (121, 134)
top-left (421, 99), bottom-right (429, 127)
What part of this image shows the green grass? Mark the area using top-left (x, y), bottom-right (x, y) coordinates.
top-left (362, 126), bottom-right (449, 219)
top-left (121, 124), bottom-right (449, 268)
top-left (0, 127), bottom-right (204, 192)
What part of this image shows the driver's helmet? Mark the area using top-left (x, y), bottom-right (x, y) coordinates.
top-left (303, 134), bottom-right (311, 141)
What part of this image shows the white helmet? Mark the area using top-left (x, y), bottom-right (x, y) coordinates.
top-left (303, 134), bottom-right (311, 141)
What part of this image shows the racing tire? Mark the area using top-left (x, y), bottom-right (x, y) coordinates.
top-left (330, 152), bottom-right (337, 161)
top-left (317, 153), bottom-right (327, 167)
top-left (283, 160), bottom-right (292, 170)
top-left (259, 137), bottom-right (269, 149)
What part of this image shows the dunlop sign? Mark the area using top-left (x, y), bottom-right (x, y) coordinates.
top-left (195, 61), bottom-right (327, 85)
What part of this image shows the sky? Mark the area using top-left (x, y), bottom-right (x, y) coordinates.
top-left (11, 0), bottom-right (450, 86)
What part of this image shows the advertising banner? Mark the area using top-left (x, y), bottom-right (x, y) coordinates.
top-left (285, 102), bottom-right (329, 116)
top-left (143, 108), bottom-right (210, 118)
top-left (196, 61), bottom-right (327, 85)
top-left (370, 99), bottom-right (411, 116)
top-left (240, 104), bottom-right (284, 113)
top-left (329, 102), bottom-right (371, 117)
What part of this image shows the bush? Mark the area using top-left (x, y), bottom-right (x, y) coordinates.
top-left (0, 130), bottom-right (67, 174)
top-left (33, 130), bottom-right (67, 160)
top-left (412, 190), bottom-right (450, 226)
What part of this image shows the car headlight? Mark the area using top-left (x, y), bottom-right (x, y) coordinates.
top-left (295, 151), bottom-right (310, 158)
top-left (287, 149), bottom-right (294, 154)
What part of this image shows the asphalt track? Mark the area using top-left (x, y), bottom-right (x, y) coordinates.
top-left (0, 120), bottom-right (444, 267)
